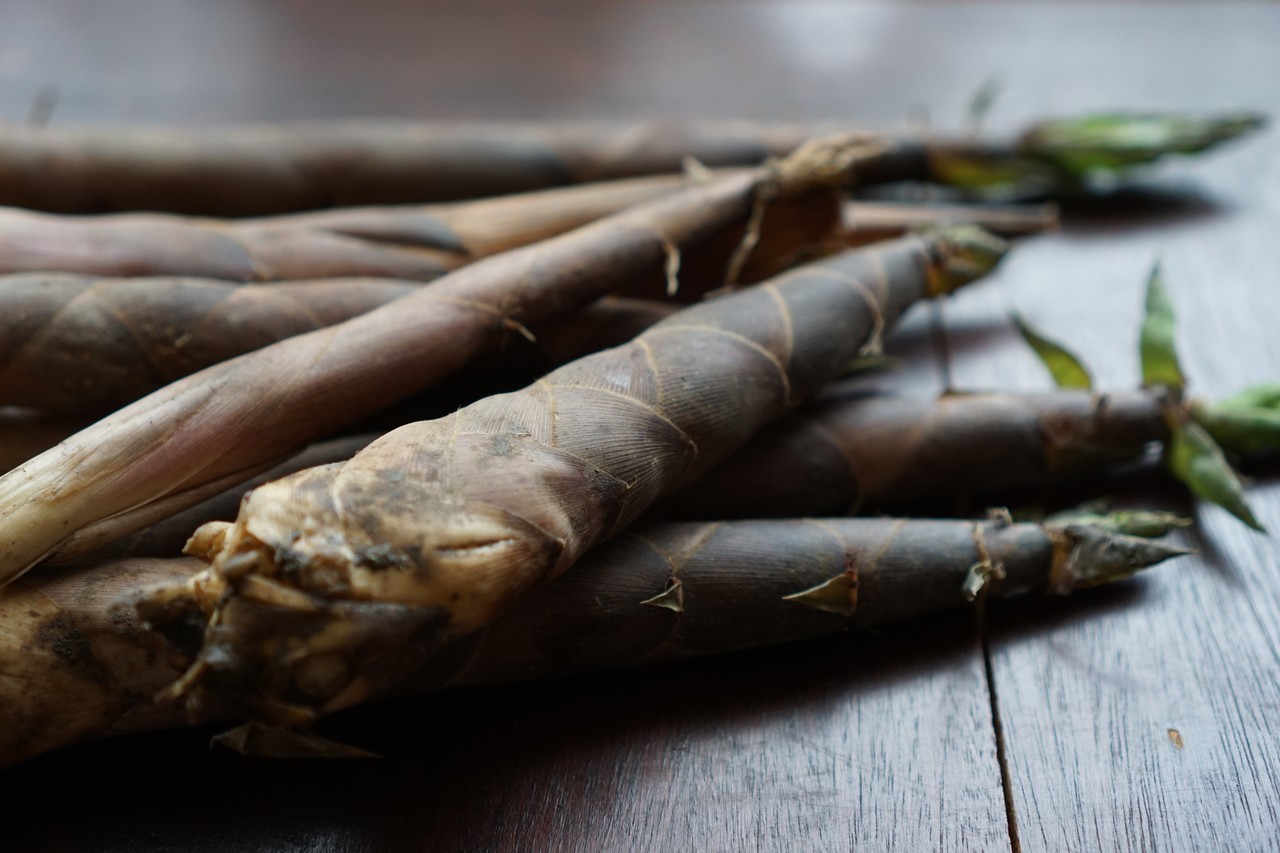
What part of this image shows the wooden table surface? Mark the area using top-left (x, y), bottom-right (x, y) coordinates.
top-left (1, 2), bottom-right (1278, 850)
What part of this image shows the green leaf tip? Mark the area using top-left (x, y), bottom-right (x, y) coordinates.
top-left (927, 224), bottom-right (1010, 294)
top-left (1215, 382), bottom-right (1280, 412)
top-left (1012, 312), bottom-right (1093, 390)
top-left (1192, 399), bottom-right (1280, 459)
top-left (1166, 418), bottom-right (1266, 532)
top-left (1046, 506), bottom-right (1191, 539)
top-left (1018, 110), bottom-right (1267, 177)
top-left (1139, 263), bottom-right (1186, 391)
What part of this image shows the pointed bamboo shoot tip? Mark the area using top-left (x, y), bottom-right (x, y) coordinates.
top-left (1050, 523), bottom-right (1191, 593)
top-left (927, 225), bottom-right (1010, 294)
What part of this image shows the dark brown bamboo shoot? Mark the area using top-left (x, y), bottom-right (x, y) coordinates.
top-left (0, 121), bottom-right (820, 215)
top-left (0, 112), bottom-right (1259, 214)
top-left (0, 196), bottom-right (1053, 415)
top-left (129, 225), bottom-right (1007, 726)
top-left (0, 276), bottom-right (418, 413)
top-left (59, 385), bottom-right (1259, 568)
top-left (660, 388), bottom-right (1173, 518)
top-left (0, 172), bottom-right (688, 280)
top-left (1, 514), bottom-right (1183, 768)
top-left (841, 200), bottom-right (1057, 246)
top-left (0, 135), bottom-right (885, 582)
top-left (402, 517), bottom-right (1185, 689)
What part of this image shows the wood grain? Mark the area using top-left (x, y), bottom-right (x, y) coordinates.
top-left (0, 2), bottom-right (1277, 851)
top-left (941, 13), bottom-right (1280, 845)
top-left (1, 618), bottom-right (1012, 852)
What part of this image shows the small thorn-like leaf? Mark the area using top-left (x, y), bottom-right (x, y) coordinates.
top-left (640, 580), bottom-right (685, 613)
top-left (962, 560), bottom-right (1002, 601)
top-left (1139, 263), bottom-right (1185, 391)
top-left (1012, 312), bottom-right (1093, 390)
top-left (1166, 418), bottom-right (1265, 532)
top-left (782, 573), bottom-right (857, 616)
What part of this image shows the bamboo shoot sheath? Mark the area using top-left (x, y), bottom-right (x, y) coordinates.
top-left (131, 224), bottom-right (1007, 726)
top-left (0, 135), bottom-right (884, 581)
top-left (0, 515), bottom-right (1183, 768)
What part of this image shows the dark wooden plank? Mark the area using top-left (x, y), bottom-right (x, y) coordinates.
top-left (1, 620), bottom-right (1012, 852)
top-left (932, 7), bottom-right (1280, 849)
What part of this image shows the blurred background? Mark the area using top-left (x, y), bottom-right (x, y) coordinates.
top-left (2, 1), bottom-right (1271, 126)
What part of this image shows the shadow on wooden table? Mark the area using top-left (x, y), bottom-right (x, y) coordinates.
top-left (1056, 184), bottom-right (1229, 235)
top-left (2, 578), bottom-right (1153, 851)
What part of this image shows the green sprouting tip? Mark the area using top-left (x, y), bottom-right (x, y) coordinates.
top-left (1193, 399), bottom-right (1280, 458)
top-left (1012, 312), bottom-right (1094, 390)
top-left (1139, 263), bottom-right (1186, 391)
top-left (1214, 382), bottom-right (1280, 412)
top-left (927, 150), bottom-right (1063, 194)
top-left (927, 224), bottom-right (1010, 294)
top-left (1046, 506), bottom-right (1191, 539)
top-left (1017, 110), bottom-right (1267, 177)
top-left (1166, 418), bottom-right (1265, 532)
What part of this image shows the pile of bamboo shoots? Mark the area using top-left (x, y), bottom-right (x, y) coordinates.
top-left (0, 110), bottom-right (1270, 767)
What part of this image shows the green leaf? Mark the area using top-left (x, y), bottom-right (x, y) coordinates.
top-left (1018, 110), bottom-right (1267, 177)
top-left (1166, 418), bottom-right (1265, 532)
top-left (1045, 506), bottom-right (1191, 538)
top-left (1193, 401), bottom-right (1280, 457)
top-left (927, 150), bottom-right (1062, 194)
top-left (965, 77), bottom-right (1003, 133)
top-left (1139, 263), bottom-right (1185, 391)
top-left (1215, 382), bottom-right (1280, 411)
top-left (1012, 313), bottom-right (1093, 390)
